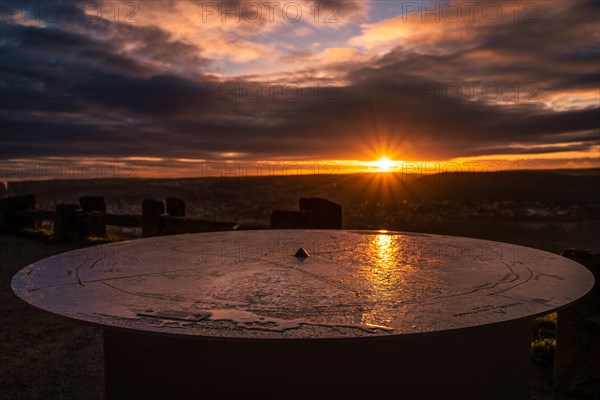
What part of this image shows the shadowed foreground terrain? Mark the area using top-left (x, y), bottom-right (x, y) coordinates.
top-left (0, 235), bottom-right (103, 400)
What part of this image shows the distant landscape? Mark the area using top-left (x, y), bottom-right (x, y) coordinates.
top-left (4, 169), bottom-right (599, 254)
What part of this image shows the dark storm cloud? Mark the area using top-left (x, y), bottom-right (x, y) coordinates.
top-left (0, 23), bottom-right (153, 85)
top-left (0, 1), bottom-right (209, 79)
top-left (0, 0), bottom-right (598, 161)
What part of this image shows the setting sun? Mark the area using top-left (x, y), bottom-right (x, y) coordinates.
top-left (361, 157), bottom-right (403, 172)
top-left (375, 157), bottom-right (394, 172)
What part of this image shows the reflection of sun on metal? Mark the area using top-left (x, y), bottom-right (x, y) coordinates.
top-left (361, 233), bottom-right (405, 326)
top-left (375, 233), bottom-right (394, 269)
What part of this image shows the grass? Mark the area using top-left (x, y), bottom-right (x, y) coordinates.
top-left (82, 235), bottom-right (128, 244)
top-left (15, 228), bottom-right (127, 245)
top-left (531, 313), bottom-right (557, 367)
top-left (17, 227), bottom-right (54, 241)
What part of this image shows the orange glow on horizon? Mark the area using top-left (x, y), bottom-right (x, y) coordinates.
top-left (0, 155), bottom-right (597, 182)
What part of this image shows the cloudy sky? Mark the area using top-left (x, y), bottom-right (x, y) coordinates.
top-left (1, 0), bottom-right (599, 177)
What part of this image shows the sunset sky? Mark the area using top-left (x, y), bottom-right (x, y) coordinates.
top-left (1, 0), bottom-right (599, 178)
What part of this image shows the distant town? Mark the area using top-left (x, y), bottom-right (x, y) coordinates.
top-left (3, 169), bottom-right (599, 253)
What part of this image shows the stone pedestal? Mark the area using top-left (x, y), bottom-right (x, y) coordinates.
top-left (104, 319), bottom-right (531, 400)
top-left (166, 197), bottom-right (186, 217)
top-left (0, 194), bottom-right (36, 231)
top-left (54, 204), bottom-right (80, 241)
top-left (142, 199), bottom-right (164, 237)
top-left (78, 211), bottom-right (107, 238)
top-left (299, 197), bottom-right (342, 229)
top-left (79, 196), bottom-right (106, 213)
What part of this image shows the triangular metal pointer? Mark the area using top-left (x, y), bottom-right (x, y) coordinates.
top-left (294, 247), bottom-right (310, 258)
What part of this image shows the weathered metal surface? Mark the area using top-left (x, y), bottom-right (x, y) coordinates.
top-left (11, 230), bottom-right (594, 339)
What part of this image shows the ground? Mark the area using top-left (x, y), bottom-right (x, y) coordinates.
top-left (0, 235), bottom-right (103, 400)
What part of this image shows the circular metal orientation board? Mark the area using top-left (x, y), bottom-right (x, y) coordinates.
top-left (12, 230), bottom-right (594, 339)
